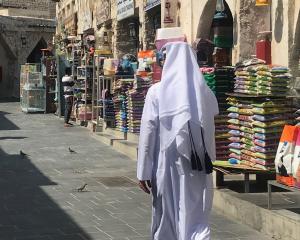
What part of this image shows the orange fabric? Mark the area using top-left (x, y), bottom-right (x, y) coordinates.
top-left (138, 50), bottom-right (155, 58)
top-left (276, 175), bottom-right (295, 187)
top-left (279, 125), bottom-right (299, 143)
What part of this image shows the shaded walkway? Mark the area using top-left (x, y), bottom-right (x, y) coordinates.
top-left (0, 102), bottom-right (272, 240)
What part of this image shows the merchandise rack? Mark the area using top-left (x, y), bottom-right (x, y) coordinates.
top-left (91, 52), bottom-right (113, 131)
top-left (41, 49), bottom-right (57, 113)
top-left (75, 63), bottom-right (93, 124)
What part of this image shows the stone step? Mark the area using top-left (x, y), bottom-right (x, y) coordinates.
top-left (92, 132), bottom-right (114, 146)
top-left (92, 131), bottom-right (138, 160)
top-left (126, 132), bottom-right (139, 142)
top-left (103, 127), bottom-right (126, 139)
top-left (88, 120), bottom-right (103, 132)
top-left (112, 139), bottom-right (138, 161)
top-left (213, 188), bottom-right (300, 240)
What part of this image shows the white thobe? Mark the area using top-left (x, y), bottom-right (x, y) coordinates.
top-left (137, 83), bottom-right (214, 240)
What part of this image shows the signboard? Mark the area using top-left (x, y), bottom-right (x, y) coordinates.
top-left (95, 0), bottom-right (110, 25)
top-left (83, 10), bottom-right (92, 31)
top-left (117, 0), bottom-right (134, 21)
top-left (145, 0), bottom-right (161, 11)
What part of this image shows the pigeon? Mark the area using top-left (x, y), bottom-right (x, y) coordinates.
top-left (68, 147), bottom-right (76, 154)
top-left (20, 150), bottom-right (29, 157)
top-left (77, 183), bottom-right (87, 192)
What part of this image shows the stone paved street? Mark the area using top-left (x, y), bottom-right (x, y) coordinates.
top-left (0, 102), bottom-right (272, 240)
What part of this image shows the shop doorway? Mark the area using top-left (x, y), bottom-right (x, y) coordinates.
top-left (195, 0), bottom-right (233, 67)
top-left (27, 38), bottom-right (47, 63)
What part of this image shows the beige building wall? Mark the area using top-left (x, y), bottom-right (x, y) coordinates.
top-left (0, 0), bottom-right (55, 19)
top-left (271, 0), bottom-right (289, 67)
top-left (56, 0), bottom-right (79, 34)
top-left (55, 0), bottom-right (299, 75)
top-left (162, 0), bottom-right (299, 67)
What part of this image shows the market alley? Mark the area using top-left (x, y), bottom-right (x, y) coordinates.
top-left (0, 102), bottom-right (272, 240)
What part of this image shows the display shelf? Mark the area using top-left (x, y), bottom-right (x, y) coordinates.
top-left (41, 49), bottom-right (58, 113)
top-left (91, 53), bottom-right (113, 131)
top-left (75, 58), bottom-right (94, 123)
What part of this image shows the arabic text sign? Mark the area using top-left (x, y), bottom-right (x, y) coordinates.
top-left (145, 0), bottom-right (161, 11)
top-left (117, 0), bottom-right (134, 21)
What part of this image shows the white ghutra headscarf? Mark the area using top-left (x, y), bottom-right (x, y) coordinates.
top-left (158, 42), bottom-right (219, 160)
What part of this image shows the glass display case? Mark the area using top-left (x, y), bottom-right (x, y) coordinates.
top-left (20, 63), bottom-right (45, 113)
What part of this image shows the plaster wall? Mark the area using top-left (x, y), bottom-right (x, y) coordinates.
top-left (0, 0), bottom-right (55, 19)
top-left (271, 0), bottom-right (289, 66)
top-left (163, 0), bottom-right (270, 64)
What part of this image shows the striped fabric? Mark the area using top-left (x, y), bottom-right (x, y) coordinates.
top-left (62, 75), bottom-right (74, 99)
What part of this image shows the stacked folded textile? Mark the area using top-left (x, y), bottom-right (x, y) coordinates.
top-left (127, 89), bottom-right (145, 133)
top-left (99, 98), bottom-right (115, 121)
top-left (227, 96), bottom-right (293, 170)
top-left (201, 67), bottom-right (234, 101)
top-left (201, 67), bottom-right (234, 161)
top-left (215, 67), bottom-right (234, 161)
top-left (215, 116), bottom-right (231, 161)
top-left (126, 76), bottom-right (153, 134)
top-left (134, 76), bottom-right (152, 96)
top-left (234, 59), bottom-right (291, 96)
top-left (257, 66), bottom-right (291, 96)
top-left (201, 67), bottom-right (216, 94)
top-left (234, 59), bottom-right (266, 95)
top-left (214, 67), bottom-right (235, 112)
top-left (113, 79), bottom-right (134, 132)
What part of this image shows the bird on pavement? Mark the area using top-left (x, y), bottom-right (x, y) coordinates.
top-left (20, 150), bottom-right (29, 157)
top-left (77, 183), bottom-right (87, 192)
top-left (68, 147), bottom-right (76, 153)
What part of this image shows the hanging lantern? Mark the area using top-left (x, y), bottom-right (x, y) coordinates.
top-left (255, 0), bottom-right (269, 6)
top-left (216, 0), bottom-right (225, 12)
top-left (214, 0), bottom-right (227, 20)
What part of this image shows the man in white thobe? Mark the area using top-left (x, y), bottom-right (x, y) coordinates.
top-left (137, 42), bottom-right (219, 240)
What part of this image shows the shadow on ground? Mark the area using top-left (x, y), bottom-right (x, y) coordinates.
top-left (0, 147), bottom-right (93, 240)
top-left (0, 97), bottom-right (19, 103)
top-left (0, 111), bottom-right (20, 131)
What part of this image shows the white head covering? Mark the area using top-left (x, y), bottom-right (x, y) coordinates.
top-left (158, 42), bottom-right (218, 160)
